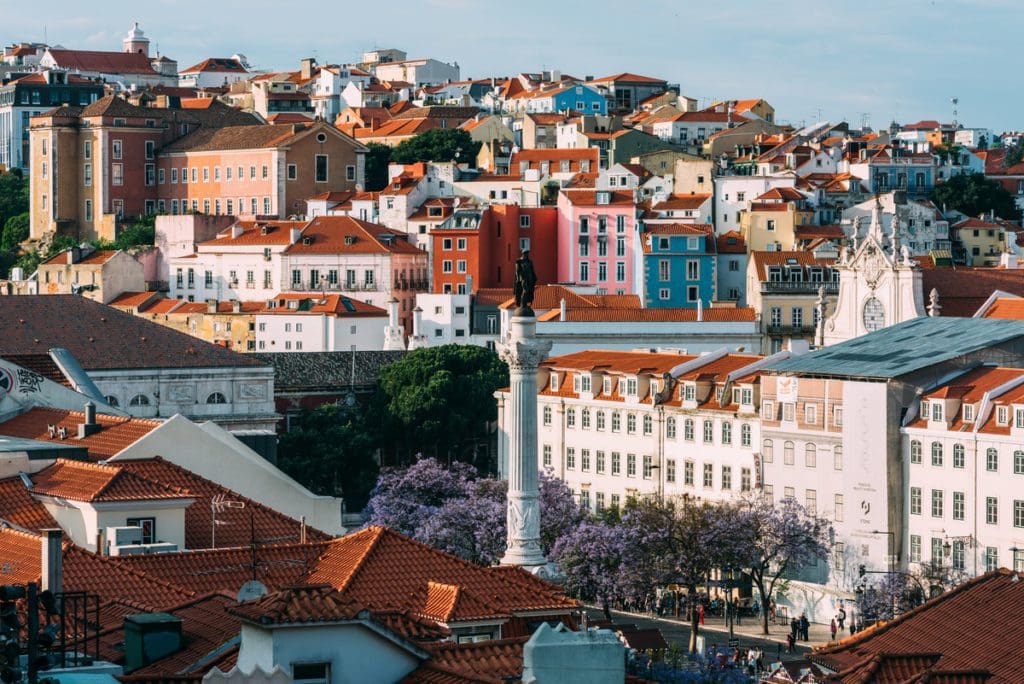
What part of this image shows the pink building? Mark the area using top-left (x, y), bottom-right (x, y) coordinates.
top-left (556, 189), bottom-right (639, 294)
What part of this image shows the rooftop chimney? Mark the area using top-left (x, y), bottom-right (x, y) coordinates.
top-left (290, 227), bottom-right (302, 244)
top-left (41, 528), bottom-right (63, 595)
top-left (300, 57), bottom-right (316, 81)
top-left (206, 298), bottom-right (218, 314)
top-left (78, 401), bottom-right (101, 438)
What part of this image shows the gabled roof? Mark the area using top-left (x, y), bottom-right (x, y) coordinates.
top-left (559, 190), bottom-right (636, 206)
top-left (306, 526), bottom-right (575, 622)
top-left (717, 230), bottom-right (746, 254)
top-left (160, 123), bottom-right (304, 153)
top-left (180, 57), bottom-right (246, 74)
top-left (41, 249), bottom-right (119, 266)
top-left (230, 583), bottom-right (364, 625)
top-left (0, 407), bottom-right (161, 459)
top-left (810, 569), bottom-right (1023, 682)
top-left (587, 72), bottom-right (667, 84)
top-left (0, 296), bottom-right (263, 370)
top-left (407, 637), bottom-right (529, 684)
top-left (749, 251), bottom-right (835, 281)
top-left (0, 477), bottom-right (59, 530)
top-left (652, 193), bottom-right (711, 211)
top-left (756, 187), bottom-right (805, 201)
top-left (28, 459), bottom-right (190, 503)
top-left (285, 216), bottom-right (423, 255)
top-left (45, 48), bottom-right (159, 75)
top-left (922, 268), bottom-right (1024, 317)
top-left (978, 297), bottom-right (1024, 320)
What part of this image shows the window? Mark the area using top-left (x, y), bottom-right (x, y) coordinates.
top-left (931, 489), bottom-right (943, 518)
top-left (1016, 500), bottom-right (1024, 528)
top-left (834, 446), bottom-right (843, 471)
top-left (596, 450), bottom-right (606, 473)
top-left (346, 165), bottom-right (356, 181)
top-left (986, 448), bottom-right (999, 471)
top-left (84, 199), bottom-right (93, 221)
top-left (997, 406), bottom-right (1009, 425)
top-left (987, 496), bottom-right (998, 524)
top-left (931, 442), bottom-right (943, 466)
top-left (612, 412), bottom-right (621, 432)
top-left (721, 465), bottom-right (732, 490)
top-left (566, 408), bottom-right (576, 428)
top-left (643, 415), bottom-right (652, 435)
top-left (910, 440), bottom-right (922, 464)
top-left (910, 535), bottom-right (921, 563)
top-left (287, 164), bottom-right (297, 180)
top-left (985, 547), bottom-right (999, 572)
top-left (931, 537), bottom-right (945, 565)
top-left (129, 394), bottom-right (150, 407)
top-left (805, 443), bottom-right (817, 467)
top-left (910, 487), bottom-right (921, 515)
top-left (112, 139), bottom-right (122, 159)
top-left (206, 392), bottom-right (227, 404)
top-left (763, 439), bottom-right (774, 463)
top-left (262, 165), bottom-right (268, 179)
top-left (1016, 450), bottom-right (1024, 474)
top-left (833, 406), bottom-right (843, 427)
top-left (783, 403), bottom-right (795, 422)
top-left (126, 517), bottom-right (156, 544)
top-left (84, 140), bottom-right (92, 160)
top-left (805, 403), bottom-right (817, 425)
top-left (703, 463), bottom-right (714, 488)
top-left (643, 455), bottom-right (653, 479)
top-left (627, 453), bottom-right (637, 477)
top-left (683, 418), bottom-right (694, 441)
top-left (953, 491), bottom-right (965, 520)
top-left (542, 405), bottom-right (552, 426)
top-left (581, 408), bottom-right (591, 429)
top-left (953, 443), bottom-right (965, 469)
top-left (612, 452), bottom-right (621, 475)
top-left (315, 154), bottom-right (328, 182)
top-left (784, 441), bottom-right (794, 465)
top-left (627, 414), bottom-right (636, 434)
top-left (204, 270), bottom-right (213, 287)
top-left (684, 460), bottom-right (694, 486)
top-left (581, 449), bottom-right (591, 471)
top-left (112, 163), bottom-right (124, 186)
top-left (542, 444), bottom-right (552, 467)
top-left (805, 489), bottom-right (817, 515)
top-left (834, 493), bottom-right (844, 522)
top-left (740, 423), bottom-right (751, 447)
top-left (292, 662), bottom-right (330, 684)
top-left (566, 448), bottom-right (576, 469)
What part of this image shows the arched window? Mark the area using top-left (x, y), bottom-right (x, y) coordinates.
top-left (784, 440), bottom-right (794, 465)
top-left (104, 395), bottom-right (119, 407)
top-left (642, 414), bottom-right (653, 435)
top-left (952, 443), bottom-right (965, 468)
top-left (666, 417), bottom-right (677, 439)
top-left (910, 440), bottom-right (922, 464)
top-left (763, 439), bottom-right (774, 463)
top-left (206, 392), bottom-right (227, 405)
top-left (703, 420), bottom-right (713, 443)
top-left (931, 441), bottom-right (943, 466)
top-left (684, 419), bottom-right (694, 441)
top-left (986, 448), bottom-right (998, 472)
top-left (128, 394), bottom-right (150, 406)
top-left (596, 411), bottom-right (606, 431)
top-left (627, 414), bottom-right (637, 434)
top-left (740, 423), bottom-right (751, 447)
top-left (581, 408), bottom-right (591, 429)
top-left (805, 443), bottom-right (817, 467)
top-left (611, 412), bottom-right (621, 432)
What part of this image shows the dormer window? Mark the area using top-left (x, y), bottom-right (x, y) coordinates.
top-left (732, 388), bottom-right (742, 404)
top-left (626, 378), bottom-right (637, 397)
top-left (963, 404), bottom-right (975, 422)
top-left (550, 374), bottom-right (559, 391)
top-left (931, 402), bottom-right (943, 421)
top-left (997, 405), bottom-right (1009, 425)
top-left (684, 384), bottom-right (696, 401)
top-left (1017, 408), bottom-right (1024, 429)
top-left (651, 379), bottom-right (660, 394)
top-left (741, 388), bottom-right (753, 405)
top-left (716, 386), bottom-right (725, 403)
top-left (596, 191), bottom-right (611, 205)
top-left (768, 267), bottom-right (782, 282)
top-left (603, 377), bottom-right (612, 395)
top-left (580, 374), bottom-right (592, 393)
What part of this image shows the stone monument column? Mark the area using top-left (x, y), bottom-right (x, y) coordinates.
top-left (497, 312), bottom-right (551, 569)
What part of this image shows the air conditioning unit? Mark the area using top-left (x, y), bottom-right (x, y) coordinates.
top-left (110, 542), bottom-right (179, 556)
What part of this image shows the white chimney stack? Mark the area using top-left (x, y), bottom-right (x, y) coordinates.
top-left (41, 528), bottom-right (63, 594)
top-left (696, 298), bottom-right (704, 322)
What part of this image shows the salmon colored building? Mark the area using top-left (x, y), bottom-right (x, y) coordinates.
top-left (430, 204), bottom-right (557, 295)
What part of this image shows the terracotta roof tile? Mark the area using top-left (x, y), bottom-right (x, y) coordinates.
top-left (286, 216), bottom-right (423, 255)
top-left (979, 297), bottom-right (1024, 320)
top-left (0, 477), bottom-right (59, 531)
top-left (46, 49), bottom-right (158, 76)
top-left (588, 72), bottom-right (666, 84)
top-left (161, 124), bottom-right (300, 153)
top-left (750, 251), bottom-right (835, 281)
top-left (29, 459), bottom-right (190, 503)
top-left (405, 637), bottom-right (529, 683)
top-left (652, 194), bottom-right (711, 211)
top-left (115, 458), bottom-right (330, 549)
top-left (560, 190), bottom-right (636, 206)
top-left (0, 407), bottom-right (161, 459)
top-left (0, 296), bottom-right (263, 370)
top-left (811, 569), bottom-right (1023, 682)
top-left (180, 57), bottom-right (246, 74)
top-left (1, 353), bottom-right (71, 386)
top-left (716, 230), bottom-right (746, 254)
top-left (923, 269), bottom-right (1024, 318)
top-left (229, 584), bottom-right (364, 625)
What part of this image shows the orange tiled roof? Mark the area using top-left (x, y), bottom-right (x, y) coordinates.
top-left (756, 187), bottom-right (805, 201)
top-left (645, 223), bottom-right (712, 236)
top-left (203, 220), bottom-right (307, 247)
top-left (497, 285), bottom-right (641, 311)
top-left (717, 230), bottom-right (746, 254)
top-left (904, 366), bottom-right (1024, 434)
top-left (652, 193), bottom-right (711, 211)
top-left (115, 457), bottom-right (331, 549)
top-left (922, 268), bottom-right (1024, 317)
top-left (0, 477), bottom-right (58, 530)
top-left (542, 350), bottom-right (692, 376)
top-left (260, 294), bottom-right (386, 317)
top-left (285, 216), bottom-right (423, 255)
top-left (406, 637), bottom-right (529, 684)
top-left (41, 249), bottom-right (119, 266)
top-left (980, 297), bottom-right (1024, 320)
top-left (750, 251), bottom-right (835, 281)
top-left (306, 526), bottom-right (575, 621)
top-left (560, 190), bottom-right (636, 206)
top-left (810, 569), bottom-right (1023, 682)
top-left (230, 583), bottom-right (364, 625)
top-left (109, 291), bottom-right (158, 308)
top-left (0, 407), bottom-right (161, 459)
top-left (29, 459), bottom-right (190, 503)
top-left (588, 72), bottom-right (666, 84)
top-left (180, 57), bottom-right (246, 74)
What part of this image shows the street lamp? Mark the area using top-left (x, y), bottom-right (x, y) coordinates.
top-left (942, 533), bottom-right (976, 577)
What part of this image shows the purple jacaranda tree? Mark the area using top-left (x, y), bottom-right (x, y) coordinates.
top-left (731, 496), bottom-right (833, 635)
top-left (549, 519), bottom-right (629, 609)
top-left (364, 458), bottom-right (583, 565)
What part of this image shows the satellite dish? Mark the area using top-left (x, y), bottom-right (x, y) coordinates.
top-left (237, 580), bottom-right (268, 602)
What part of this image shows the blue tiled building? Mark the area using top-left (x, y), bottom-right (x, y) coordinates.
top-left (640, 224), bottom-right (716, 308)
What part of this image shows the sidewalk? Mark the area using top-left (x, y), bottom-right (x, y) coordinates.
top-left (605, 606), bottom-right (837, 648)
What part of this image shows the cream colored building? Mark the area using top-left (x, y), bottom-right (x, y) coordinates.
top-left (746, 249), bottom-right (838, 354)
top-left (37, 246), bottom-right (145, 303)
top-left (740, 196), bottom-right (814, 252)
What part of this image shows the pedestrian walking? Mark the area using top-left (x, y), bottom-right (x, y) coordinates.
top-left (786, 632), bottom-right (796, 654)
top-left (837, 605), bottom-right (846, 630)
top-left (799, 612), bottom-right (810, 641)
top-left (698, 603), bottom-right (705, 626)
top-left (790, 617), bottom-right (798, 640)
top-left (830, 617), bottom-right (838, 641)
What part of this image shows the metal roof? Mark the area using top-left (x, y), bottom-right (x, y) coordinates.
top-left (767, 317), bottom-right (1024, 379)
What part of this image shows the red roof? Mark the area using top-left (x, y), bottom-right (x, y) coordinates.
top-left (922, 268), bottom-right (1024, 317)
top-left (29, 459), bottom-right (190, 503)
top-left (979, 297), bottom-right (1024, 320)
top-left (0, 476), bottom-right (59, 530)
top-left (652, 194), bottom-right (711, 211)
top-left (41, 249), bottom-right (119, 266)
top-left (0, 407), bottom-right (161, 459)
top-left (406, 637), bottom-right (528, 684)
top-left (811, 569), bottom-right (1024, 683)
top-left (45, 48), bottom-right (159, 75)
top-left (750, 251), bottom-right (835, 281)
top-left (286, 216), bottom-right (423, 255)
top-left (756, 187), bottom-right (805, 201)
top-left (716, 230), bottom-right (746, 254)
top-left (588, 72), bottom-right (666, 84)
top-left (229, 583), bottom-right (364, 625)
top-left (560, 190), bottom-right (636, 207)
top-left (180, 57), bottom-right (246, 74)
top-left (260, 294), bottom-right (387, 317)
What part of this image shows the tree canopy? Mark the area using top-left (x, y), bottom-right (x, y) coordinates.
top-left (389, 128), bottom-right (481, 165)
top-left (0, 169), bottom-right (29, 232)
top-left (1, 212), bottom-right (29, 253)
top-left (363, 458), bottom-right (582, 566)
top-left (371, 345), bottom-right (508, 466)
top-left (363, 142), bottom-right (393, 191)
top-left (931, 172), bottom-right (1020, 221)
top-left (276, 402), bottom-right (379, 510)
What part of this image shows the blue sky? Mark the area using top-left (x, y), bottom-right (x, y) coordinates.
top-left (3, 0), bottom-right (1019, 132)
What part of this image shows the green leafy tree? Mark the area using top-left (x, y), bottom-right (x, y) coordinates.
top-left (1005, 142), bottom-right (1024, 168)
top-left (276, 402), bottom-right (379, 510)
top-left (0, 169), bottom-right (29, 230)
top-left (1, 212), bottom-right (29, 252)
top-left (371, 345), bottom-right (507, 467)
top-left (363, 143), bottom-right (392, 191)
top-left (389, 128), bottom-right (481, 165)
top-left (931, 172), bottom-right (1020, 221)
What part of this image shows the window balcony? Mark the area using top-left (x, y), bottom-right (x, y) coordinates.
top-left (766, 324), bottom-right (817, 337)
top-left (761, 281), bottom-right (838, 295)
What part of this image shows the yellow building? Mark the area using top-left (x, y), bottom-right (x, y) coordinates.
top-left (953, 217), bottom-right (1007, 267)
top-left (110, 292), bottom-right (258, 351)
top-left (37, 247), bottom-right (145, 304)
top-left (739, 189), bottom-right (814, 252)
top-left (745, 249), bottom-right (837, 353)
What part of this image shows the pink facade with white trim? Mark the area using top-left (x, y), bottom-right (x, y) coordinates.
top-left (556, 190), bottom-right (640, 294)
